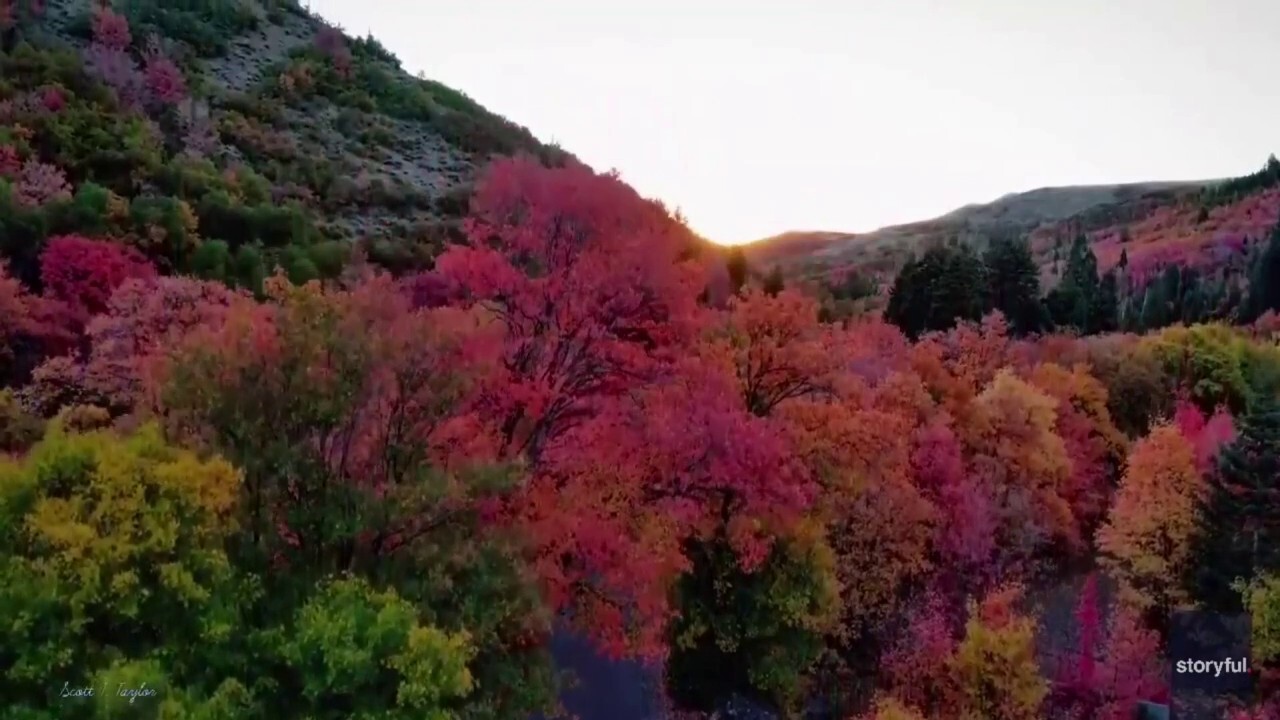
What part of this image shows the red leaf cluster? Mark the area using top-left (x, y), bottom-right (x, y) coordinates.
top-left (39, 235), bottom-right (156, 317)
top-left (91, 6), bottom-right (131, 51)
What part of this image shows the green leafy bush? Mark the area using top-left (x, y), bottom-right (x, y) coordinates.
top-left (121, 0), bottom-right (260, 58)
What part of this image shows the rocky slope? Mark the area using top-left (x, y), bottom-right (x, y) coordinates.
top-left (6, 0), bottom-right (566, 281)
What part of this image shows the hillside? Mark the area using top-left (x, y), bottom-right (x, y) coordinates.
top-left (2, 0), bottom-right (568, 285)
top-left (741, 174), bottom-right (1279, 288)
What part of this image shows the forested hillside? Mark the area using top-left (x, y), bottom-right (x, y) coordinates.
top-left (4, 3), bottom-right (1280, 720)
top-left (746, 157), bottom-right (1280, 330)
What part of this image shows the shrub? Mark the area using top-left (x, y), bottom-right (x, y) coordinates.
top-left (0, 389), bottom-right (43, 454)
top-left (119, 0), bottom-right (260, 57)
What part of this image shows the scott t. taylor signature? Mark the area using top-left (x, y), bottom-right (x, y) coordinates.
top-left (60, 681), bottom-right (158, 704)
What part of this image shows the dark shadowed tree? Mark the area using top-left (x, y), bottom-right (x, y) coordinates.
top-left (1187, 395), bottom-right (1280, 612)
top-left (982, 236), bottom-right (1044, 336)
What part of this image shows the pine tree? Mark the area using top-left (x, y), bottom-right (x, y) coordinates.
top-left (1139, 283), bottom-right (1166, 332)
top-left (726, 246), bottom-right (749, 296)
top-left (1046, 235), bottom-right (1101, 334)
top-left (1244, 219), bottom-right (1280, 321)
top-left (763, 265), bottom-right (785, 297)
top-left (885, 244), bottom-right (988, 339)
top-left (983, 237), bottom-right (1044, 336)
top-left (1188, 395), bottom-right (1280, 611)
top-left (1093, 270), bottom-right (1119, 334)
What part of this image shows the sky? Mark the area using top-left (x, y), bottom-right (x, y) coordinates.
top-left (306, 0), bottom-right (1279, 245)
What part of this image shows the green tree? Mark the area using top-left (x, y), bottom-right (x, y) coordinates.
top-left (885, 244), bottom-right (988, 339)
top-left (1139, 283), bottom-right (1167, 332)
top-left (1046, 235), bottom-right (1102, 333)
top-left (1241, 573), bottom-right (1280, 667)
top-left (1244, 219), bottom-right (1280, 321)
top-left (1093, 269), bottom-right (1120, 334)
top-left (1187, 395), bottom-right (1280, 612)
top-left (156, 276), bottom-right (557, 719)
top-left (277, 576), bottom-right (476, 719)
top-left (763, 264), bottom-right (786, 296)
top-left (666, 525), bottom-right (841, 715)
top-left (726, 246), bottom-right (749, 296)
top-left (982, 237), bottom-right (1044, 336)
top-left (0, 422), bottom-right (245, 716)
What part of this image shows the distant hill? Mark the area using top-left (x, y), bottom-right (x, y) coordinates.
top-left (741, 180), bottom-right (1215, 282)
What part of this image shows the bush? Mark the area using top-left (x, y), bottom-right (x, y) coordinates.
top-left (0, 390), bottom-right (43, 454)
top-left (120, 0), bottom-right (260, 58)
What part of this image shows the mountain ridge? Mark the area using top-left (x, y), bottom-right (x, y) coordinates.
top-left (740, 174), bottom-right (1266, 282)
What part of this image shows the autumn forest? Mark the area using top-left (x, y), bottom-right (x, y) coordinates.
top-left (3, 2), bottom-right (1280, 720)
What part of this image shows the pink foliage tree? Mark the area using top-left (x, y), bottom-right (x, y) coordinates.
top-left (880, 591), bottom-right (958, 711)
top-left (84, 7), bottom-right (144, 110)
top-left (1173, 396), bottom-right (1236, 474)
top-left (1050, 576), bottom-right (1166, 720)
top-left (1095, 606), bottom-right (1168, 717)
top-left (912, 417), bottom-right (997, 587)
top-left (142, 36), bottom-right (187, 108)
top-left (315, 24), bottom-right (353, 78)
top-left (14, 160), bottom-right (70, 207)
top-left (24, 276), bottom-right (235, 415)
top-left (91, 5), bottom-right (130, 50)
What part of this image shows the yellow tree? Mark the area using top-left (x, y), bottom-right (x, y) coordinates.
top-left (861, 695), bottom-right (929, 720)
top-left (1097, 424), bottom-right (1204, 617)
top-left (965, 369), bottom-right (1076, 564)
top-left (0, 421), bottom-right (243, 714)
top-left (949, 586), bottom-right (1049, 720)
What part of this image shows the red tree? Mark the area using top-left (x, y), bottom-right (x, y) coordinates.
top-left (0, 264), bottom-right (76, 385)
top-left (22, 276), bottom-right (235, 417)
top-left (437, 157), bottom-right (812, 657)
top-left (435, 155), bottom-right (702, 463)
top-left (912, 417), bottom-right (997, 587)
top-left (39, 235), bottom-right (156, 316)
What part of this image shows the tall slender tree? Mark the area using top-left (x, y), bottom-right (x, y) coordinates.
top-left (983, 237), bottom-right (1044, 336)
top-left (1187, 395), bottom-right (1280, 611)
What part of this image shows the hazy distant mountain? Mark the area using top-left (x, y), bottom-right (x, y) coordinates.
top-left (741, 180), bottom-right (1216, 279)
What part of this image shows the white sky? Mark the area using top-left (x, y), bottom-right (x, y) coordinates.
top-left (306, 0), bottom-right (1279, 245)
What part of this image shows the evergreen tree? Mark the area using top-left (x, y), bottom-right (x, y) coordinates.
top-left (1244, 219), bottom-right (1280, 321)
top-left (1093, 270), bottom-right (1119, 334)
top-left (982, 237), bottom-right (1044, 336)
top-left (1179, 269), bottom-right (1206, 324)
top-left (1159, 265), bottom-right (1182, 323)
top-left (1139, 283), bottom-right (1166, 331)
top-left (1188, 396), bottom-right (1280, 612)
top-left (885, 244), bottom-right (988, 339)
top-left (763, 265), bottom-right (785, 297)
top-left (1046, 235), bottom-right (1101, 333)
top-left (726, 247), bottom-right (749, 296)
top-left (1119, 248), bottom-right (1129, 271)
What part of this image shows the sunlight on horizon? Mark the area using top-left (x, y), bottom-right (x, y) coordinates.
top-left (306, 0), bottom-right (1279, 246)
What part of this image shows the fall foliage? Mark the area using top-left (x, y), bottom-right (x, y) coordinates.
top-left (3, 11), bottom-right (1280, 718)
